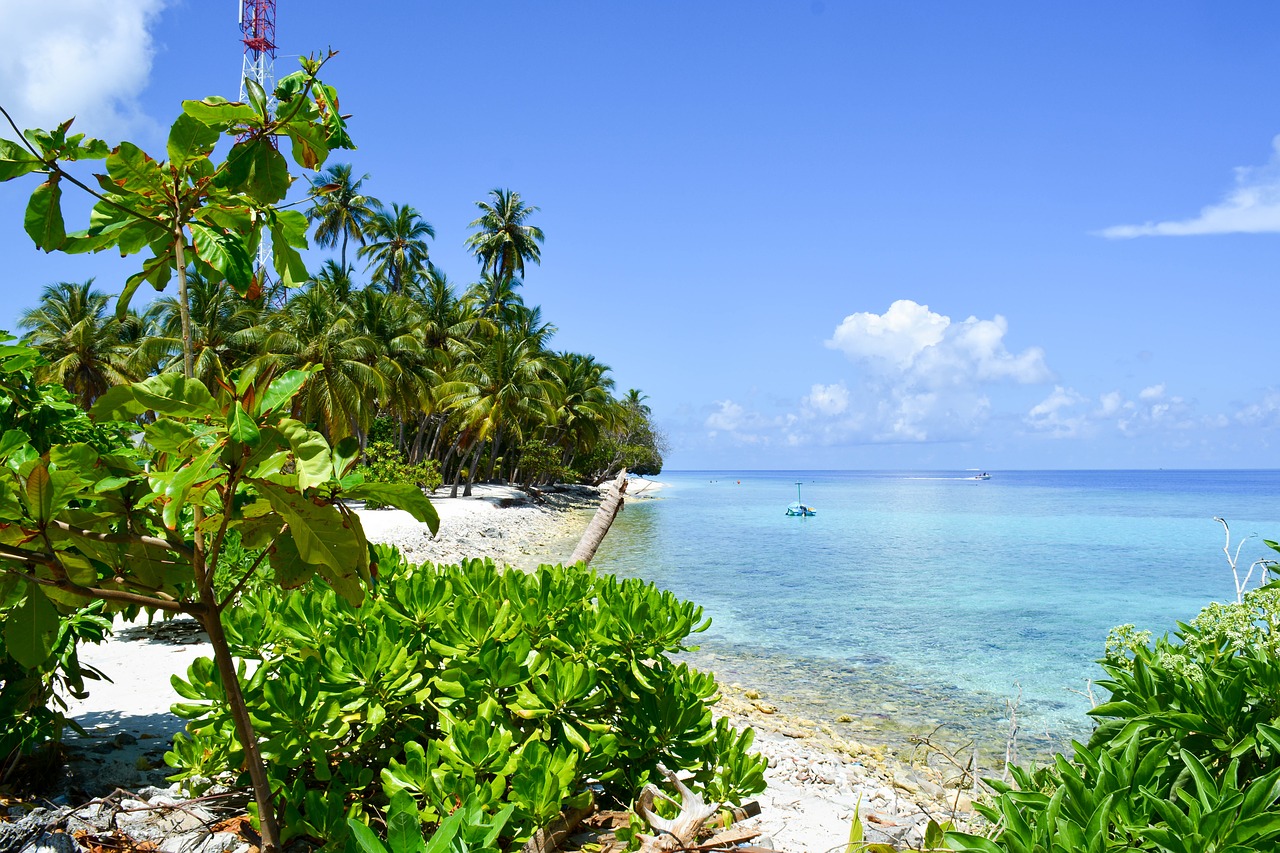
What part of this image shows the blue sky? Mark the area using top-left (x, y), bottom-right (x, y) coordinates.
top-left (2, 1), bottom-right (1280, 470)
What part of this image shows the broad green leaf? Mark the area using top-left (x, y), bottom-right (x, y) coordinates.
top-left (60, 229), bottom-right (122, 255)
top-left (131, 374), bottom-right (220, 419)
top-left (343, 483), bottom-right (439, 534)
top-left (277, 419), bottom-right (332, 491)
top-left (0, 429), bottom-right (31, 460)
top-left (244, 78), bottom-right (268, 119)
top-left (118, 253), bottom-right (174, 317)
top-left (270, 222), bottom-right (309, 287)
top-left (189, 223), bottom-right (254, 295)
top-left (284, 120), bottom-right (329, 170)
top-left (242, 139), bottom-right (291, 204)
top-left (5, 588), bottom-right (60, 668)
top-left (25, 464), bottom-right (52, 521)
top-left (24, 178), bottom-right (66, 251)
top-left (156, 444), bottom-right (222, 531)
top-left (332, 435), bottom-right (360, 479)
top-left (106, 141), bottom-right (163, 190)
top-left (258, 369), bottom-right (314, 416)
top-left (267, 531), bottom-right (315, 589)
top-left (58, 552), bottom-right (98, 587)
top-left (346, 819), bottom-right (388, 853)
top-left (0, 139), bottom-right (43, 181)
top-left (166, 112), bottom-right (220, 167)
top-left (144, 418), bottom-right (197, 453)
top-left (252, 480), bottom-right (364, 583)
top-left (116, 220), bottom-right (166, 256)
top-left (90, 384), bottom-right (146, 422)
top-left (67, 136), bottom-right (110, 161)
top-left (227, 402), bottom-right (261, 446)
top-left (387, 791), bottom-right (426, 853)
top-left (182, 97), bottom-right (259, 127)
top-left (49, 442), bottom-right (99, 472)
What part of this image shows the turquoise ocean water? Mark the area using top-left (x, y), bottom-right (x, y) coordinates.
top-left (591, 470), bottom-right (1280, 760)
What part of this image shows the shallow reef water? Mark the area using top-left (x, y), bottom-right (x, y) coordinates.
top-left (595, 469), bottom-right (1280, 763)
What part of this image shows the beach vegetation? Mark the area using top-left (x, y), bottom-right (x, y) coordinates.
top-left (946, 551), bottom-right (1280, 853)
top-left (0, 57), bottom-right (445, 853)
top-left (167, 550), bottom-right (767, 851)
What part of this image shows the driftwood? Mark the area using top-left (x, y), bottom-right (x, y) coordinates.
top-left (569, 469), bottom-right (628, 566)
top-left (635, 766), bottom-right (722, 853)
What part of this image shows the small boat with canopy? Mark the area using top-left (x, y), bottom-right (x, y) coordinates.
top-left (785, 482), bottom-right (816, 517)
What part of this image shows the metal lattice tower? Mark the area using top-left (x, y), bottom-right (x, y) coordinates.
top-left (239, 0), bottom-right (276, 286)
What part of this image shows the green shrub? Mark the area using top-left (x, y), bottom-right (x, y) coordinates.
top-left (168, 548), bottom-right (766, 850)
top-left (0, 594), bottom-right (111, 783)
top-left (947, 567), bottom-right (1280, 853)
top-left (361, 441), bottom-right (442, 507)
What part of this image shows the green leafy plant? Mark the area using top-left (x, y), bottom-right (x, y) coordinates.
top-left (945, 561), bottom-right (1280, 853)
top-left (360, 441), bottom-right (443, 507)
top-left (0, 56), bottom-right (441, 853)
top-left (168, 552), bottom-right (766, 851)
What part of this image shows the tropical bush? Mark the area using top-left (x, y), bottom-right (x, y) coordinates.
top-left (946, 554), bottom-right (1280, 853)
top-left (360, 440), bottom-right (443, 505)
top-left (167, 547), bottom-right (767, 851)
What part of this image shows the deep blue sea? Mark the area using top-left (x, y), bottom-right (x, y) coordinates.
top-left (591, 470), bottom-right (1280, 760)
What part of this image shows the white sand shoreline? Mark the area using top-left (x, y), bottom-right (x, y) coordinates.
top-left (56, 476), bottom-right (972, 853)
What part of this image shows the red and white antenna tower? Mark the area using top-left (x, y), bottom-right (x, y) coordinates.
top-left (239, 0), bottom-right (276, 106)
top-left (239, 0), bottom-right (277, 286)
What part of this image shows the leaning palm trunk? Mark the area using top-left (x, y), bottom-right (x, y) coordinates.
top-left (569, 469), bottom-right (627, 566)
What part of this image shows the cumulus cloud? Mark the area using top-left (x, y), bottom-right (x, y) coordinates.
top-left (700, 302), bottom-right (1057, 450)
top-left (1234, 391), bottom-right (1280, 428)
top-left (0, 0), bottom-right (168, 140)
top-left (814, 300), bottom-right (1051, 441)
top-left (826, 300), bottom-right (1051, 386)
top-left (1100, 135), bottom-right (1280, 238)
top-left (1025, 383), bottom-right (1201, 438)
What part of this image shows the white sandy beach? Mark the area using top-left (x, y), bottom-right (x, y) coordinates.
top-left (57, 477), bottom-right (971, 853)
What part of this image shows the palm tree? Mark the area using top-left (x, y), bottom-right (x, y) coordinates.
top-left (146, 267), bottom-right (266, 385)
top-left (360, 203), bottom-right (434, 296)
top-left (19, 280), bottom-right (141, 408)
top-left (545, 352), bottom-right (614, 473)
top-left (307, 164), bottom-right (380, 271)
top-left (256, 281), bottom-right (384, 443)
top-left (465, 189), bottom-right (544, 282)
top-left (438, 328), bottom-right (552, 494)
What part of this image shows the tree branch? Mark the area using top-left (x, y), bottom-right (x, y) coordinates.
top-left (50, 519), bottom-right (193, 556)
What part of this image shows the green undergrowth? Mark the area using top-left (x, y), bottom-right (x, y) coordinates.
top-left (166, 545), bottom-right (766, 851)
top-left (946, 559), bottom-right (1280, 853)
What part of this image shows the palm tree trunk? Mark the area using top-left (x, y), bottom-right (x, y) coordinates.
top-left (486, 429), bottom-right (503, 481)
top-left (462, 440), bottom-right (485, 497)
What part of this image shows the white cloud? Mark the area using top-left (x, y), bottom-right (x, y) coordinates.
top-left (0, 0), bottom-right (168, 140)
top-left (825, 300), bottom-right (948, 369)
top-left (1025, 384), bottom-right (1203, 438)
top-left (814, 300), bottom-right (1051, 441)
top-left (1234, 391), bottom-right (1280, 428)
top-left (1100, 135), bottom-right (1280, 238)
top-left (802, 382), bottom-right (849, 416)
top-left (826, 300), bottom-right (1051, 386)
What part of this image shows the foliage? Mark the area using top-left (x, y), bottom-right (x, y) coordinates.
top-left (0, 336), bottom-right (124, 780)
top-left (167, 551), bottom-right (767, 850)
top-left (0, 332), bottom-right (129, 455)
top-left (347, 790), bottom-right (512, 853)
top-left (0, 595), bottom-right (111, 782)
top-left (945, 558), bottom-right (1280, 853)
top-left (360, 441), bottom-right (442, 507)
top-left (513, 438), bottom-right (569, 485)
top-left (0, 340), bottom-right (437, 841)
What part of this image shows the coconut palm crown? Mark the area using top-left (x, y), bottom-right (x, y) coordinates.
top-left (465, 188), bottom-right (545, 282)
